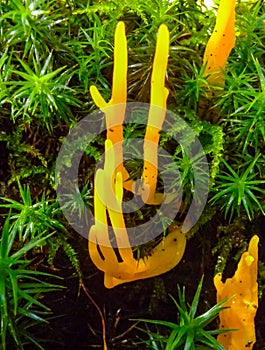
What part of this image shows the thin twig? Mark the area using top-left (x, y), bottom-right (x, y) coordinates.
top-left (111, 322), bottom-right (139, 343)
top-left (81, 281), bottom-right (107, 350)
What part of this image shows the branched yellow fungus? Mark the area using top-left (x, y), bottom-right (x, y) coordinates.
top-left (214, 235), bottom-right (259, 349)
top-left (89, 23), bottom-right (185, 289)
top-left (203, 0), bottom-right (236, 86)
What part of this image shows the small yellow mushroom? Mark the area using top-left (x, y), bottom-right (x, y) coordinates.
top-left (141, 24), bottom-right (170, 205)
top-left (214, 235), bottom-right (259, 350)
top-left (203, 0), bottom-right (236, 86)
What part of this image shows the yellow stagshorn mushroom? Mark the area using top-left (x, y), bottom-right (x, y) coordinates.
top-left (88, 140), bottom-right (186, 289)
top-left (214, 235), bottom-right (259, 349)
top-left (203, 0), bottom-right (236, 86)
top-left (89, 23), bottom-right (185, 288)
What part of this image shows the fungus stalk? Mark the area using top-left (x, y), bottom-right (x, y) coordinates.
top-left (203, 0), bottom-right (236, 87)
top-left (90, 22), bottom-right (133, 191)
top-left (141, 24), bottom-right (169, 204)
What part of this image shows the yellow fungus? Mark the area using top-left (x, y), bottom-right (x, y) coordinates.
top-left (89, 23), bottom-right (186, 289)
top-left (214, 235), bottom-right (259, 349)
top-left (88, 139), bottom-right (186, 289)
top-left (90, 22), bottom-right (171, 202)
top-left (141, 24), bottom-right (169, 204)
top-left (203, 0), bottom-right (236, 86)
top-left (90, 22), bottom-right (133, 191)
top-left (89, 168), bottom-right (186, 289)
